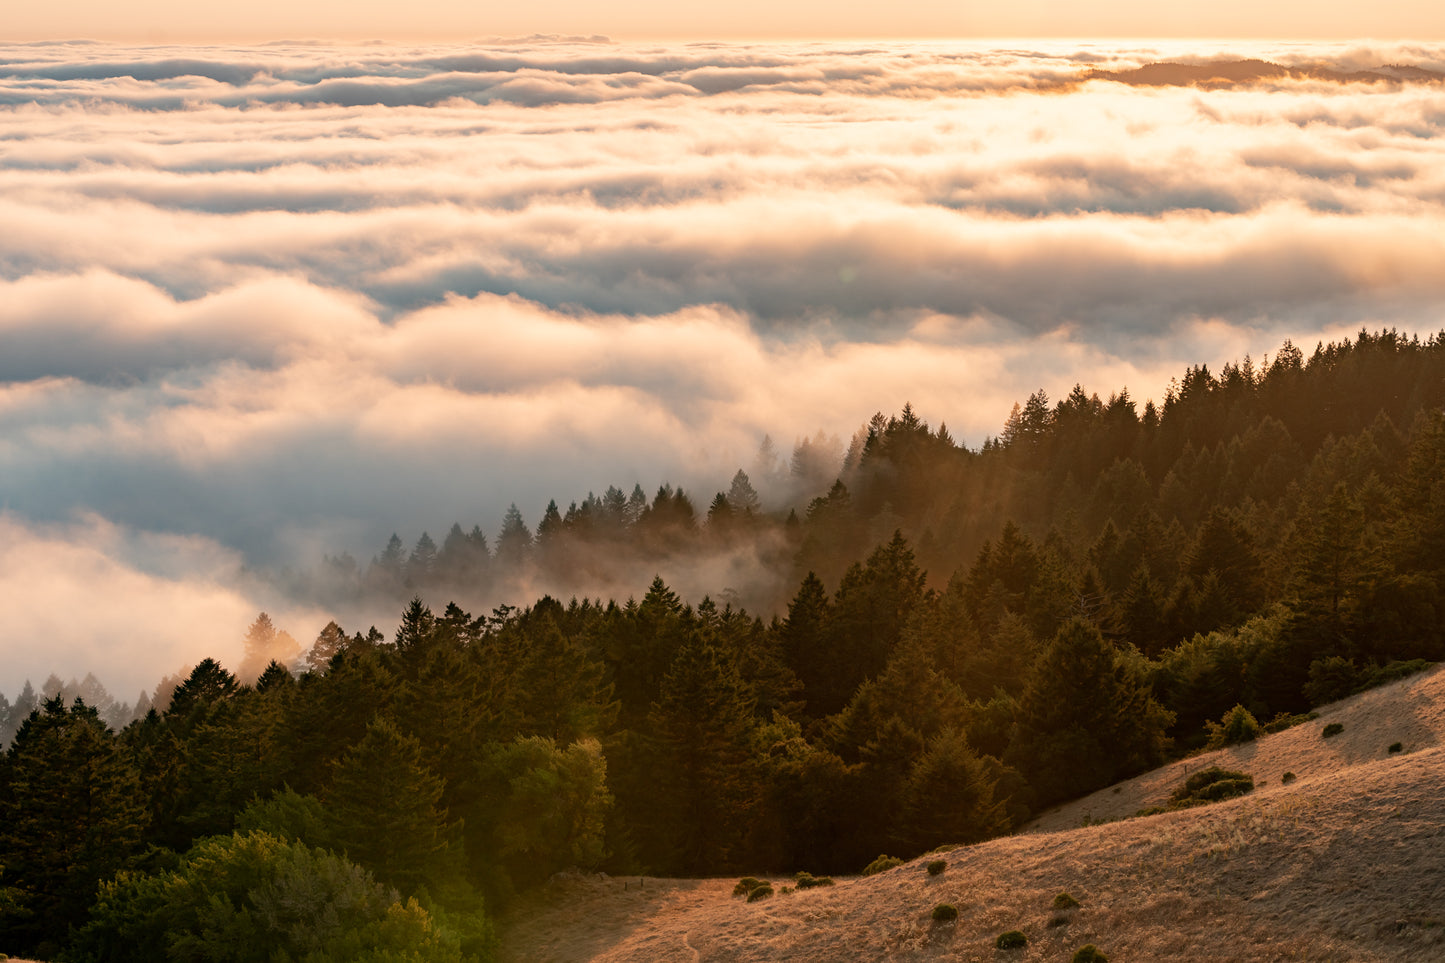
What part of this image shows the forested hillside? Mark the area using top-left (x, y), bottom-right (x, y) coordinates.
top-left (3, 329), bottom-right (1444, 962)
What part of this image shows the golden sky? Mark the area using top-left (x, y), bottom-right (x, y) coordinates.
top-left (9, 0), bottom-right (1445, 42)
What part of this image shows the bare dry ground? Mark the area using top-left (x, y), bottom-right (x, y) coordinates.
top-left (499, 664), bottom-right (1445, 962)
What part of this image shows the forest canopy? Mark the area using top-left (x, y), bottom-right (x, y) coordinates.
top-left (3, 329), bottom-right (1444, 961)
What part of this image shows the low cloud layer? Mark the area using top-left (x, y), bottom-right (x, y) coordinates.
top-left (3, 38), bottom-right (1444, 700)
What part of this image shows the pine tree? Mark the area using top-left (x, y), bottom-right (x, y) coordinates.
top-left (727, 469), bottom-right (761, 514)
top-left (642, 641), bottom-right (756, 874)
top-left (406, 531), bottom-right (438, 587)
top-left (895, 728), bottom-right (1008, 854)
top-left (1005, 619), bottom-right (1173, 808)
top-left (0, 697), bottom-right (147, 952)
top-left (305, 621), bottom-right (349, 674)
top-left (326, 717), bottom-right (458, 895)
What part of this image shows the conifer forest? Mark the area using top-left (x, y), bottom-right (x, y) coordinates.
top-left (4, 329), bottom-right (1445, 961)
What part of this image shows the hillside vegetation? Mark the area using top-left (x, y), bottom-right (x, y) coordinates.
top-left (498, 664), bottom-right (1445, 962)
top-left (4, 329), bottom-right (1445, 960)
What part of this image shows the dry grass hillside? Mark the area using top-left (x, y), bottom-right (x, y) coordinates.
top-left (499, 664), bottom-right (1445, 962)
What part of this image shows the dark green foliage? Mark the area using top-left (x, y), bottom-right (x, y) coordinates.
top-left (1389, 742), bottom-right (1403, 753)
top-left (1204, 704), bottom-right (1260, 749)
top-left (1282, 771), bottom-right (1297, 784)
top-left (1053, 892), bottom-right (1080, 910)
top-left (326, 717), bottom-right (460, 894)
top-left (926, 859), bottom-right (946, 876)
top-left (1322, 722), bottom-right (1345, 738)
top-left (996, 930), bottom-right (1028, 949)
top-left (1305, 656), bottom-right (1362, 706)
top-left (234, 787), bottom-right (334, 850)
top-left (1358, 659), bottom-right (1435, 691)
top-left (733, 876), bottom-right (765, 897)
top-left (862, 855), bottom-right (903, 876)
top-left (1167, 767), bottom-right (1254, 808)
top-left (1262, 710), bottom-right (1318, 734)
top-left (637, 638), bottom-right (757, 875)
top-left (793, 871), bottom-right (834, 888)
top-left (931, 902), bottom-right (958, 922)
top-left (1006, 619), bottom-right (1173, 808)
top-left (746, 882), bottom-right (774, 902)
top-left (472, 736), bottom-right (612, 895)
top-left (1073, 945), bottom-right (1109, 963)
top-left (70, 831), bottom-right (482, 963)
top-left (0, 697), bottom-right (147, 954)
top-left (895, 728), bottom-right (1009, 853)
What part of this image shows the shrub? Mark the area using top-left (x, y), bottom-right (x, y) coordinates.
top-left (1262, 711), bottom-right (1317, 734)
top-left (1305, 656), bottom-right (1362, 706)
top-left (733, 877), bottom-right (765, 897)
top-left (932, 903), bottom-right (958, 922)
top-left (1073, 945), bottom-right (1109, 963)
top-left (926, 860), bottom-right (947, 876)
top-left (862, 855), bottom-right (903, 876)
top-left (1358, 659), bottom-right (1434, 691)
top-left (996, 930), bottom-right (1028, 949)
top-left (69, 831), bottom-right (478, 963)
top-left (1282, 771), bottom-right (1297, 784)
top-left (1053, 892), bottom-right (1080, 910)
top-left (1322, 722), bottom-right (1344, 738)
top-left (1389, 742), bottom-right (1403, 754)
top-left (1205, 704), bottom-right (1260, 749)
top-left (1168, 767), bottom-right (1253, 808)
top-left (794, 871), bottom-right (834, 889)
top-left (746, 883), bottom-right (774, 902)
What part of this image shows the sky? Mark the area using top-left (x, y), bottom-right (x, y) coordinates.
top-left (6, 1), bottom-right (1445, 42)
top-left (4, 36), bottom-right (1445, 703)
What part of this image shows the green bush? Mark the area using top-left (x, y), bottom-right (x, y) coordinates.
top-left (1282, 771), bottom-right (1297, 784)
top-left (746, 883), bottom-right (774, 902)
top-left (1204, 704), bottom-right (1260, 749)
top-left (932, 903), bottom-right (958, 922)
top-left (1358, 659), bottom-right (1434, 691)
top-left (1305, 656), bottom-right (1362, 706)
top-left (1053, 892), bottom-right (1080, 910)
top-left (1322, 722), bottom-right (1344, 738)
top-left (1073, 945), bottom-right (1109, 962)
top-left (1389, 742), bottom-right (1403, 754)
top-left (926, 860), bottom-right (947, 876)
top-left (996, 930), bottom-right (1028, 949)
top-left (861, 855), bottom-right (903, 876)
top-left (1262, 711), bottom-right (1318, 734)
top-left (733, 877), bottom-right (765, 897)
top-left (794, 871), bottom-right (834, 889)
top-left (70, 831), bottom-right (480, 963)
top-left (1167, 767), bottom-right (1253, 808)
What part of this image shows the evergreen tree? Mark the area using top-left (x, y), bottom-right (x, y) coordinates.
top-left (642, 641), bottom-right (756, 874)
top-left (326, 717), bottom-right (459, 895)
top-left (406, 531), bottom-right (439, 587)
top-left (0, 697), bottom-right (147, 953)
top-left (305, 620), bottom-right (349, 674)
top-left (894, 728), bottom-right (1008, 854)
top-left (1006, 619), bottom-right (1173, 808)
top-left (495, 504), bottom-right (533, 572)
top-left (727, 468), bottom-right (762, 514)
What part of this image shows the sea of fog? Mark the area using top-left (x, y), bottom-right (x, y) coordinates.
top-left (3, 38), bottom-right (1445, 701)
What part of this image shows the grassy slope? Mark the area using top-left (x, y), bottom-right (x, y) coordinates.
top-left (498, 664), bottom-right (1445, 962)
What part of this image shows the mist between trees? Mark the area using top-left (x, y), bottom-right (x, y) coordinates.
top-left (3, 328), bottom-right (1445, 960)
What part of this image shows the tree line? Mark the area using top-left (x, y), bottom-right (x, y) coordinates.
top-left (3, 327), bottom-right (1444, 961)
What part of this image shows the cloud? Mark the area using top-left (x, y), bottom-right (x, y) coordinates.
top-left (3, 38), bottom-right (1445, 699)
top-left (0, 512), bottom-right (331, 702)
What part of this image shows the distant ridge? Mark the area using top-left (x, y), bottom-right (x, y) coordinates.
top-left (1088, 58), bottom-right (1445, 87)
